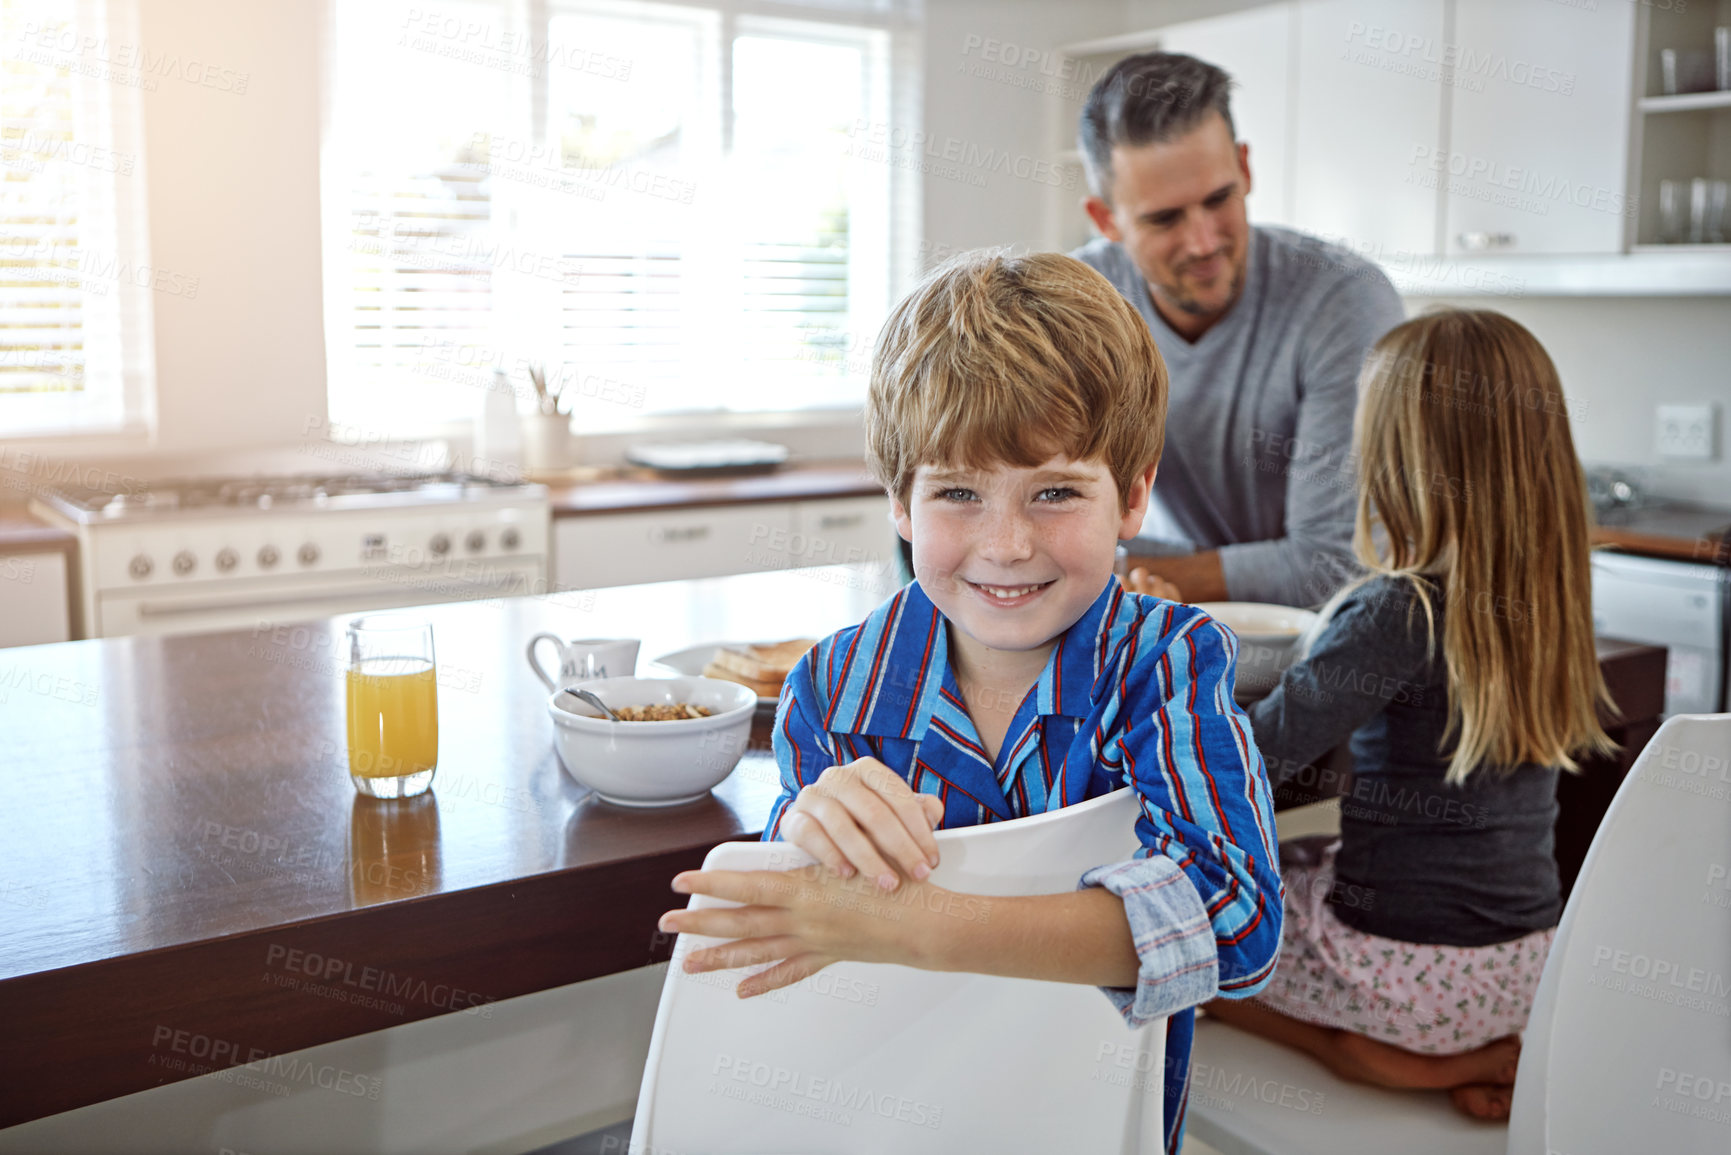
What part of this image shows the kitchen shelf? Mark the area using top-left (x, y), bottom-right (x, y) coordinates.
top-left (1393, 249), bottom-right (1731, 296)
top-left (1630, 242), bottom-right (1731, 253)
top-left (1639, 91), bottom-right (1731, 114)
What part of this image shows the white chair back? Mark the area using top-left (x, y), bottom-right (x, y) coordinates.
top-left (1507, 712), bottom-right (1731, 1154)
top-left (631, 787), bottom-right (1166, 1154)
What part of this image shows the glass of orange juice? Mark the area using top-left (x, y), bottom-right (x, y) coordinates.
top-left (345, 615), bottom-right (438, 799)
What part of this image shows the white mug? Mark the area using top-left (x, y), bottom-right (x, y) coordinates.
top-left (527, 635), bottom-right (640, 691)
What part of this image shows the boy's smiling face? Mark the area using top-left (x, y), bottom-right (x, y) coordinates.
top-left (892, 454), bottom-right (1156, 664)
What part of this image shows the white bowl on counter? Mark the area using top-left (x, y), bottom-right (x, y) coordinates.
top-left (547, 676), bottom-right (758, 807)
top-left (1194, 602), bottom-right (1322, 698)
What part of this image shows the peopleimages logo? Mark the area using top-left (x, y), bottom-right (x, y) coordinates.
top-left (710, 1055), bottom-right (943, 1130)
top-left (1343, 23), bottom-right (1575, 95)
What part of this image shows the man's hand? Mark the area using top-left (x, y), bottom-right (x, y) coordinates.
top-left (1123, 550), bottom-right (1229, 603)
top-left (780, 758), bottom-right (945, 891)
top-left (658, 864), bottom-right (934, 998)
top-left (1123, 566), bottom-right (1185, 602)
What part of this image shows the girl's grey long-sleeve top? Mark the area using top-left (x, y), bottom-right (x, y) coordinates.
top-left (1248, 575), bottom-right (1563, 947)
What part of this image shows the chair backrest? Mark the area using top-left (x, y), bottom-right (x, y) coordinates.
top-left (1507, 713), bottom-right (1731, 1155)
top-left (632, 787), bottom-right (1166, 1154)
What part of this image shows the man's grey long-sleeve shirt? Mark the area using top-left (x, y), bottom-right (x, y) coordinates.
top-left (1074, 227), bottom-right (1405, 607)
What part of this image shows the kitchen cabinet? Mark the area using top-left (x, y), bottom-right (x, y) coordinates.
top-left (1056, 0), bottom-right (1731, 291)
top-left (0, 550), bottom-right (72, 648)
top-left (1291, 0), bottom-right (1447, 258)
top-left (1443, 0), bottom-right (1637, 256)
top-left (553, 497), bottom-right (895, 590)
top-left (789, 495), bottom-right (898, 569)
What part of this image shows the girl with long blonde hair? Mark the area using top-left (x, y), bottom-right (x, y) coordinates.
top-left (1205, 308), bottom-right (1616, 1119)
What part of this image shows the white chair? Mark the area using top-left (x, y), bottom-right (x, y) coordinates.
top-left (1186, 712), bottom-right (1731, 1155)
top-left (1506, 712), bottom-right (1731, 1154)
top-left (631, 787), bottom-right (1167, 1154)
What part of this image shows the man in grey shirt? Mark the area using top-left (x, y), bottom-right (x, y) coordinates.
top-left (1072, 53), bottom-right (1404, 607)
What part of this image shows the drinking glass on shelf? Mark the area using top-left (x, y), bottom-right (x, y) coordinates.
top-left (1687, 178), bottom-right (1729, 245)
top-left (1699, 179), bottom-right (1729, 244)
top-left (1659, 180), bottom-right (1686, 243)
top-left (345, 615), bottom-right (438, 799)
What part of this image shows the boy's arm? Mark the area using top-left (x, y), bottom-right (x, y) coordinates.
top-left (763, 647), bottom-right (943, 883)
top-left (665, 866), bottom-right (1144, 996)
top-left (1075, 609), bottom-right (1284, 1026)
top-left (762, 650), bottom-right (838, 841)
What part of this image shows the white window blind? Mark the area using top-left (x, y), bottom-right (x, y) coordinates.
top-left (0, 0), bottom-right (154, 438)
top-left (323, 0), bottom-right (912, 433)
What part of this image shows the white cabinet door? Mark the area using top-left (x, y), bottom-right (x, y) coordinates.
top-left (1292, 0), bottom-right (1447, 259)
top-left (1158, 3), bottom-right (1297, 227)
top-left (788, 496), bottom-right (898, 570)
top-left (1443, 0), bottom-right (1637, 255)
top-left (0, 551), bottom-right (71, 647)
top-left (553, 505), bottom-right (796, 590)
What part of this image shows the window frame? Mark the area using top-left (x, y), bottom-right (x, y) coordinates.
top-left (321, 0), bottom-right (921, 447)
top-left (0, 0), bottom-right (159, 445)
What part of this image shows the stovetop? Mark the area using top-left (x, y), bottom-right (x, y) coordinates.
top-left (36, 472), bottom-right (546, 524)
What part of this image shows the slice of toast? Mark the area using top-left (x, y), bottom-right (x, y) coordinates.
top-left (708, 639), bottom-right (815, 683)
top-left (701, 660), bottom-right (786, 699)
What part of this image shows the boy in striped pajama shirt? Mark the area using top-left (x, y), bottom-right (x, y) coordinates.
top-left (658, 250), bottom-right (1283, 1153)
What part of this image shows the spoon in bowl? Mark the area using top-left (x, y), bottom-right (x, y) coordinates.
top-left (560, 687), bottom-right (625, 723)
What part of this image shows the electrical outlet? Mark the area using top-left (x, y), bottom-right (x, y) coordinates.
top-left (1656, 403), bottom-right (1717, 461)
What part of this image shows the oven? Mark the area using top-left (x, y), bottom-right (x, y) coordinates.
top-left (31, 474), bottom-right (551, 639)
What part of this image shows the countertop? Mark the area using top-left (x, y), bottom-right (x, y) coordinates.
top-left (538, 459), bottom-right (882, 516)
top-left (0, 564), bottom-right (903, 1128)
top-left (1591, 501), bottom-right (1731, 564)
top-left (0, 505), bottom-right (75, 555)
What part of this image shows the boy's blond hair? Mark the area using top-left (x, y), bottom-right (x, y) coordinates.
top-left (865, 249), bottom-right (1167, 510)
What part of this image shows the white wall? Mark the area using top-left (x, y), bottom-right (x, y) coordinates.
top-left (139, 0), bottom-right (328, 458)
top-left (920, 0), bottom-right (1126, 258)
top-left (1414, 295), bottom-right (1731, 505)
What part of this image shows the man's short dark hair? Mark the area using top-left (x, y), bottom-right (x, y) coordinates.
top-left (1078, 52), bottom-right (1236, 201)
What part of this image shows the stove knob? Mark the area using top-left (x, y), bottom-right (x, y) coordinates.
top-left (465, 529), bottom-right (486, 553)
top-left (128, 554), bottom-right (153, 580)
top-left (429, 533), bottom-right (451, 557)
top-left (500, 527), bottom-right (521, 551)
top-left (172, 550), bottom-right (196, 577)
top-left (298, 543), bottom-right (320, 566)
top-left (257, 545), bottom-right (279, 569)
top-left (215, 548), bottom-right (238, 572)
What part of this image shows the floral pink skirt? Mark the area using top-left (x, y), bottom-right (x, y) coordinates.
top-left (1252, 838), bottom-right (1555, 1055)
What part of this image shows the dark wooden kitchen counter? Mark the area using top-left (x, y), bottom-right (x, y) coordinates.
top-left (0, 564), bottom-right (901, 1128)
top-left (1591, 502), bottom-right (1731, 564)
top-left (0, 565), bottom-right (1667, 1129)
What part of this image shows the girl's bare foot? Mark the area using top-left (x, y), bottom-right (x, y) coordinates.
top-left (1330, 1032), bottom-right (1520, 1091)
top-left (1449, 1082), bottom-right (1515, 1121)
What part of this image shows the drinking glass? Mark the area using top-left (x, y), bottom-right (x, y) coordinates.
top-left (1659, 180), bottom-right (1686, 244)
top-left (345, 615), bottom-right (438, 798)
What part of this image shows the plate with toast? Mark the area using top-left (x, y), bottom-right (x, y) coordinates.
top-left (649, 639), bottom-right (816, 707)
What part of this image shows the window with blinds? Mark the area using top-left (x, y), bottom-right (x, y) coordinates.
top-left (0, 0), bottom-right (154, 438)
top-left (323, 0), bottom-right (909, 433)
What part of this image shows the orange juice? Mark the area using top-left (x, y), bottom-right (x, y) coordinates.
top-left (346, 657), bottom-right (438, 779)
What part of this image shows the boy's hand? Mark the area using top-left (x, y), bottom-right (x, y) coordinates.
top-left (781, 757), bottom-right (945, 891)
top-left (660, 864), bottom-right (931, 998)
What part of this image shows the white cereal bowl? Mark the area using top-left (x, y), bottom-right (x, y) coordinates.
top-left (1195, 602), bottom-right (1322, 698)
top-left (547, 675), bottom-right (757, 807)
